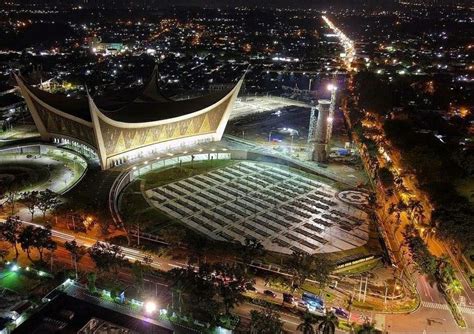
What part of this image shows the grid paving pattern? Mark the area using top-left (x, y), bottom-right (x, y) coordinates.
top-left (145, 161), bottom-right (369, 254)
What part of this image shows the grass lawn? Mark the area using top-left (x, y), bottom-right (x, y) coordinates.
top-left (141, 159), bottom-right (236, 190)
top-left (334, 258), bottom-right (382, 275)
top-left (455, 178), bottom-right (474, 203)
top-left (0, 271), bottom-right (41, 294)
top-left (300, 282), bottom-right (336, 303)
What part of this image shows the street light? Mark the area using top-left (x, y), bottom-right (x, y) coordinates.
top-left (144, 301), bottom-right (157, 315)
top-left (327, 83), bottom-right (337, 92)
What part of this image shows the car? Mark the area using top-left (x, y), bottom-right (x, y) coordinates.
top-left (283, 293), bottom-right (296, 304)
top-left (263, 290), bottom-right (277, 298)
top-left (331, 307), bottom-right (349, 319)
top-left (244, 283), bottom-right (257, 292)
top-left (297, 300), bottom-right (308, 312)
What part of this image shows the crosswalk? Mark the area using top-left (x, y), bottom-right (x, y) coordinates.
top-left (422, 301), bottom-right (474, 315)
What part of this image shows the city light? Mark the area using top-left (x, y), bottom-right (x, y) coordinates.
top-left (144, 301), bottom-right (157, 314)
top-left (322, 15), bottom-right (355, 71)
top-left (10, 264), bottom-right (19, 272)
top-left (327, 83), bottom-right (337, 91)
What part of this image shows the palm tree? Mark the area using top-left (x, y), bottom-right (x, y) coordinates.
top-left (385, 188), bottom-right (394, 198)
top-left (408, 199), bottom-right (423, 222)
top-left (65, 240), bottom-right (86, 279)
top-left (317, 311), bottom-right (338, 334)
top-left (242, 237), bottom-right (265, 269)
top-left (356, 320), bottom-right (377, 334)
top-left (297, 312), bottom-right (316, 334)
top-left (446, 279), bottom-right (463, 298)
top-left (437, 257), bottom-right (454, 283)
top-left (250, 307), bottom-right (283, 334)
top-left (167, 267), bottom-right (190, 314)
top-left (286, 251), bottom-right (314, 290)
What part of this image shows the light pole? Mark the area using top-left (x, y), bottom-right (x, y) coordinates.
top-left (290, 134), bottom-right (294, 154)
top-left (268, 130), bottom-right (273, 143)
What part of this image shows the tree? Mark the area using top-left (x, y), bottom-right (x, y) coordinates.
top-left (446, 279), bottom-right (463, 298)
top-left (378, 167), bottom-right (394, 189)
top-left (403, 226), bottom-right (437, 279)
top-left (356, 320), bottom-right (377, 334)
top-left (214, 263), bottom-right (246, 315)
top-left (286, 252), bottom-right (335, 291)
top-left (5, 187), bottom-right (18, 215)
top-left (388, 200), bottom-right (407, 231)
top-left (311, 255), bottom-right (336, 290)
top-left (37, 189), bottom-right (60, 220)
top-left (132, 260), bottom-right (146, 292)
top-left (18, 225), bottom-right (35, 261)
top-left (408, 199), bottom-right (424, 223)
top-left (167, 267), bottom-right (190, 314)
top-left (316, 311), bottom-right (338, 334)
top-left (185, 234), bottom-right (209, 266)
top-left (0, 216), bottom-right (22, 260)
top-left (432, 203), bottom-right (474, 250)
top-left (218, 279), bottom-right (245, 315)
top-left (287, 251), bottom-right (315, 289)
top-left (88, 242), bottom-right (125, 272)
top-left (32, 226), bottom-right (56, 262)
top-left (19, 225), bottom-right (56, 262)
top-left (119, 200), bottom-right (145, 246)
top-left (241, 237), bottom-right (265, 273)
top-left (250, 307), bottom-right (283, 334)
top-left (65, 240), bottom-right (86, 279)
top-left (297, 312), bottom-right (316, 334)
top-left (21, 191), bottom-right (39, 222)
top-left (87, 272), bottom-right (97, 293)
top-left (437, 257), bottom-right (455, 283)
top-left (166, 264), bottom-right (219, 324)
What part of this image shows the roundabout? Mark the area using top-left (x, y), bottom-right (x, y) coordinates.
top-left (337, 189), bottom-right (371, 207)
top-left (0, 144), bottom-right (88, 195)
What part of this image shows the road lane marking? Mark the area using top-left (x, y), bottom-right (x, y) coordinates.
top-left (422, 301), bottom-right (474, 315)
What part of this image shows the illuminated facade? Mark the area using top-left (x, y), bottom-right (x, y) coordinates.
top-left (15, 69), bottom-right (244, 169)
top-left (307, 99), bottom-right (331, 162)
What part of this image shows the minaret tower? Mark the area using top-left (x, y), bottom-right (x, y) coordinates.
top-left (307, 99), bottom-right (331, 162)
top-left (326, 83), bottom-right (337, 144)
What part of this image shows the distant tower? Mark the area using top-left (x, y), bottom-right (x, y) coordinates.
top-left (307, 99), bottom-right (331, 162)
top-left (326, 83), bottom-right (337, 144)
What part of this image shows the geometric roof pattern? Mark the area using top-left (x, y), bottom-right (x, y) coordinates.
top-left (15, 68), bottom-right (244, 169)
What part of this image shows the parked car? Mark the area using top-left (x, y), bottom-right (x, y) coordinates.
top-left (331, 307), bottom-right (349, 319)
top-left (297, 300), bottom-right (308, 312)
top-left (263, 290), bottom-right (277, 298)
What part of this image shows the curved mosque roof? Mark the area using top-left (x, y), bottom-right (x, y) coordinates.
top-left (18, 65), bottom-right (236, 124)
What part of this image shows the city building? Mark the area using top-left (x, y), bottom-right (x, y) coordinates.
top-left (14, 67), bottom-right (244, 169)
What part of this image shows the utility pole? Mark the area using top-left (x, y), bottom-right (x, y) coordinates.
top-left (363, 276), bottom-right (368, 303)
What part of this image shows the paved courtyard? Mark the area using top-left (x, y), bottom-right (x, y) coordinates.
top-left (230, 96), bottom-right (311, 120)
top-left (145, 161), bottom-right (370, 254)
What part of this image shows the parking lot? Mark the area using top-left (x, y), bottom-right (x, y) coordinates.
top-left (145, 161), bottom-right (369, 254)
